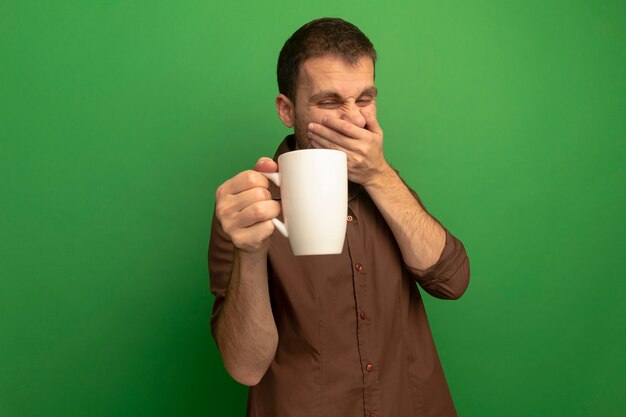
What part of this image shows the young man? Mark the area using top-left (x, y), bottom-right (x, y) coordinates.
top-left (209, 17), bottom-right (470, 417)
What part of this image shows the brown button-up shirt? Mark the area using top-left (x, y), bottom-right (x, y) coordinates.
top-left (209, 136), bottom-right (470, 417)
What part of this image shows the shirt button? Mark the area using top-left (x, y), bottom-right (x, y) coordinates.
top-left (355, 263), bottom-right (363, 272)
top-left (366, 363), bottom-right (373, 372)
top-left (360, 311), bottom-right (367, 320)
top-left (347, 215), bottom-right (353, 222)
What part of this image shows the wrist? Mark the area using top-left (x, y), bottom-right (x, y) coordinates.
top-left (234, 247), bottom-right (271, 286)
top-left (237, 246), bottom-right (269, 266)
top-left (363, 162), bottom-right (396, 191)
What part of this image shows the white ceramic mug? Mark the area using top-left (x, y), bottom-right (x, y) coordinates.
top-left (262, 149), bottom-right (347, 256)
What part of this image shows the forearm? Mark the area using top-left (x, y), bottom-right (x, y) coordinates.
top-left (364, 164), bottom-right (445, 271)
top-left (214, 249), bottom-right (278, 386)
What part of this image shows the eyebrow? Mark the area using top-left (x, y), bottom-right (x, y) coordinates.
top-left (309, 86), bottom-right (378, 103)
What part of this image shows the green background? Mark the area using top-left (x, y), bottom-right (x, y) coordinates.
top-left (1, 1), bottom-right (624, 416)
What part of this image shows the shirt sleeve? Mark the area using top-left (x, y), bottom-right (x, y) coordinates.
top-left (401, 179), bottom-right (470, 300)
top-left (404, 227), bottom-right (470, 300)
top-left (208, 209), bottom-right (235, 339)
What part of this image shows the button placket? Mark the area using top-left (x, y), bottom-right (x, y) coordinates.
top-left (345, 199), bottom-right (380, 414)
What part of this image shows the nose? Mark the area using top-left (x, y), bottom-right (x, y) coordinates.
top-left (339, 103), bottom-right (366, 128)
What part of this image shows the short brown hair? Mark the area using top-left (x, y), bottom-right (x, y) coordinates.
top-left (277, 17), bottom-right (377, 101)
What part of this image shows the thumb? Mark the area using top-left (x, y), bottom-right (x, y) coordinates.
top-left (254, 157), bottom-right (278, 173)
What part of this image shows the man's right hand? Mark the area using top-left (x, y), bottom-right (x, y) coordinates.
top-left (215, 157), bottom-right (280, 254)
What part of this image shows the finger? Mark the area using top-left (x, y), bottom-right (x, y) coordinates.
top-left (219, 186), bottom-right (272, 215)
top-left (361, 109), bottom-right (382, 134)
top-left (218, 170), bottom-right (270, 197)
top-left (230, 219), bottom-right (276, 252)
top-left (254, 157), bottom-right (278, 173)
top-left (231, 199), bottom-right (281, 230)
top-left (317, 116), bottom-right (363, 139)
top-left (307, 129), bottom-right (348, 152)
top-left (308, 121), bottom-right (356, 150)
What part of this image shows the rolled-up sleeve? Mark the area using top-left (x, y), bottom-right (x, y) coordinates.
top-left (399, 176), bottom-right (470, 300)
top-left (404, 227), bottom-right (470, 300)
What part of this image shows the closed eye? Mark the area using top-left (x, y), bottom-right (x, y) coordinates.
top-left (318, 100), bottom-right (341, 108)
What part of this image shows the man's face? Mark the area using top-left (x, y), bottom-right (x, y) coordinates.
top-left (290, 56), bottom-right (377, 149)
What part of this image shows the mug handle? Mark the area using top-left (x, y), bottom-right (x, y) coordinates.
top-left (260, 172), bottom-right (289, 238)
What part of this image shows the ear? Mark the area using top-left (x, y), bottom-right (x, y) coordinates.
top-left (275, 94), bottom-right (294, 128)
